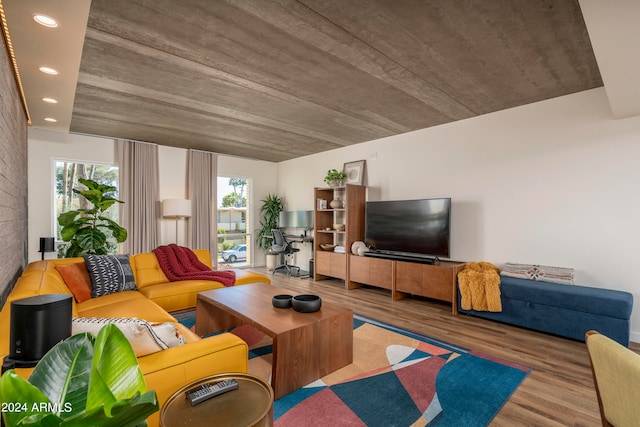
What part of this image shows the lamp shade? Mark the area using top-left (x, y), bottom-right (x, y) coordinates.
top-left (162, 199), bottom-right (192, 218)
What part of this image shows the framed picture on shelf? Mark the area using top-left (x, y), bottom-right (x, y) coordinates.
top-left (343, 160), bottom-right (366, 185)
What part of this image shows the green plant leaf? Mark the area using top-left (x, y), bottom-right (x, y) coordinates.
top-left (0, 370), bottom-right (61, 427)
top-left (16, 413), bottom-right (61, 427)
top-left (62, 242), bottom-right (84, 258)
top-left (28, 333), bottom-right (95, 420)
top-left (74, 189), bottom-right (103, 204)
top-left (78, 391), bottom-right (157, 427)
top-left (58, 211), bottom-right (80, 227)
top-left (75, 228), bottom-right (107, 251)
top-left (77, 178), bottom-right (98, 190)
top-left (87, 325), bottom-right (146, 412)
top-left (59, 224), bottom-right (80, 242)
top-left (99, 218), bottom-right (128, 243)
top-left (79, 178), bottom-right (117, 196)
top-left (112, 227), bottom-right (127, 243)
top-left (94, 199), bottom-right (117, 211)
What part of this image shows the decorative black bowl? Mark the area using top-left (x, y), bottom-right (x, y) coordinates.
top-left (272, 294), bottom-right (293, 308)
top-left (292, 294), bottom-right (322, 313)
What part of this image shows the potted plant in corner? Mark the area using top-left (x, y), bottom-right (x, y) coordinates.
top-left (0, 324), bottom-right (159, 427)
top-left (255, 194), bottom-right (284, 270)
top-left (57, 178), bottom-right (127, 257)
top-left (324, 169), bottom-right (346, 187)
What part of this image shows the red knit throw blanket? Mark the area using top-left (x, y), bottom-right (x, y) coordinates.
top-left (153, 244), bottom-right (236, 287)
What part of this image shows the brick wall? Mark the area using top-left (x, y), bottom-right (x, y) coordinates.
top-left (0, 34), bottom-right (28, 307)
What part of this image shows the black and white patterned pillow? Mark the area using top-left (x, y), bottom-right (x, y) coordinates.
top-left (83, 254), bottom-right (137, 297)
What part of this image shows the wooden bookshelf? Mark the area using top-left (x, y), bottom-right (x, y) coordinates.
top-left (313, 184), bottom-right (365, 289)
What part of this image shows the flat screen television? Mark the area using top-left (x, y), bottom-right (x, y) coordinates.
top-left (365, 198), bottom-right (451, 259)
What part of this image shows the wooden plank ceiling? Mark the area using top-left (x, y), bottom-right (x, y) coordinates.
top-left (70, 0), bottom-right (602, 162)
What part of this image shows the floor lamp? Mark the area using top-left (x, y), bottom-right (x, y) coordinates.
top-left (162, 199), bottom-right (192, 246)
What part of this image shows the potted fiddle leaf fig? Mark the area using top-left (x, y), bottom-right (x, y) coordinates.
top-left (58, 178), bottom-right (127, 257)
top-left (0, 324), bottom-right (158, 427)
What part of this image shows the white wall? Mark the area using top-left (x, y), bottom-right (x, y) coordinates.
top-left (27, 130), bottom-right (278, 266)
top-left (276, 87), bottom-right (640, 342)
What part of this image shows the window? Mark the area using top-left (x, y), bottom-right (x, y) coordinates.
top-left (217, 176), bottom-right (251, 267)
top-left (54, 160), bottom-right (119, 255)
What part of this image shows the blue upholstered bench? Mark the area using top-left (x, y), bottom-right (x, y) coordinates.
top-left (457, 275), bottom-right (634, 346)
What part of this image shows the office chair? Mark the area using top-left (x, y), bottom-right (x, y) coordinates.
top-left (585, 330), bottom-right (640, 427)
top-left (271, 229), bottom-right (300, 276)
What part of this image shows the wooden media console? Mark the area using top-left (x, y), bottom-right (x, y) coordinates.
top-left (348, 255), bottom-right (466, 314)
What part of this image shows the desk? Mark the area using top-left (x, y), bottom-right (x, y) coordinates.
top-left (284, 234), bottom-right (313, 243)
top-left (263, 234), bottom-right (312, 243)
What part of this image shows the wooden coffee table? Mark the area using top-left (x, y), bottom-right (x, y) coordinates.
top-left (195, 283), bottom-right (353, 399)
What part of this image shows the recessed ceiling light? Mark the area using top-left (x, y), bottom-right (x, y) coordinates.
top-left (42, 97), bottom-right (58, 104)
top-left (44, 118), bottom-right (58, 123)
top-left (39, 66), bottom-right (59, 75)
top-left (33, 14), bottom-right (59, 28)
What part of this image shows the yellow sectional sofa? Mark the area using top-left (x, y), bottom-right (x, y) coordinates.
top-left (0, 249), bottom-right (270, 427)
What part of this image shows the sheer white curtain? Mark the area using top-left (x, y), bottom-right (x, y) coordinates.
top-left (188, 150), bottom-right (218, 258)
top-left (116, 140), bottom-right (160, 254)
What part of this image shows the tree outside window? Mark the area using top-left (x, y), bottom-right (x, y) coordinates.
top-left (222, 178), bottom-right (247, 207)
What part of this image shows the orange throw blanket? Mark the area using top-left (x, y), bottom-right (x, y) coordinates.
top-left (153, 244), bottom-right (236, 287)
top-left (458, 262), bottom-right (502, 312)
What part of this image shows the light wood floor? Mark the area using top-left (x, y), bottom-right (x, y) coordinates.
top-left (251, 268), bottom-right (639, 427)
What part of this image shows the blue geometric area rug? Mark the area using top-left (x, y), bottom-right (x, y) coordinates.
top-left (175, 312), bottom-right (531, 426)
